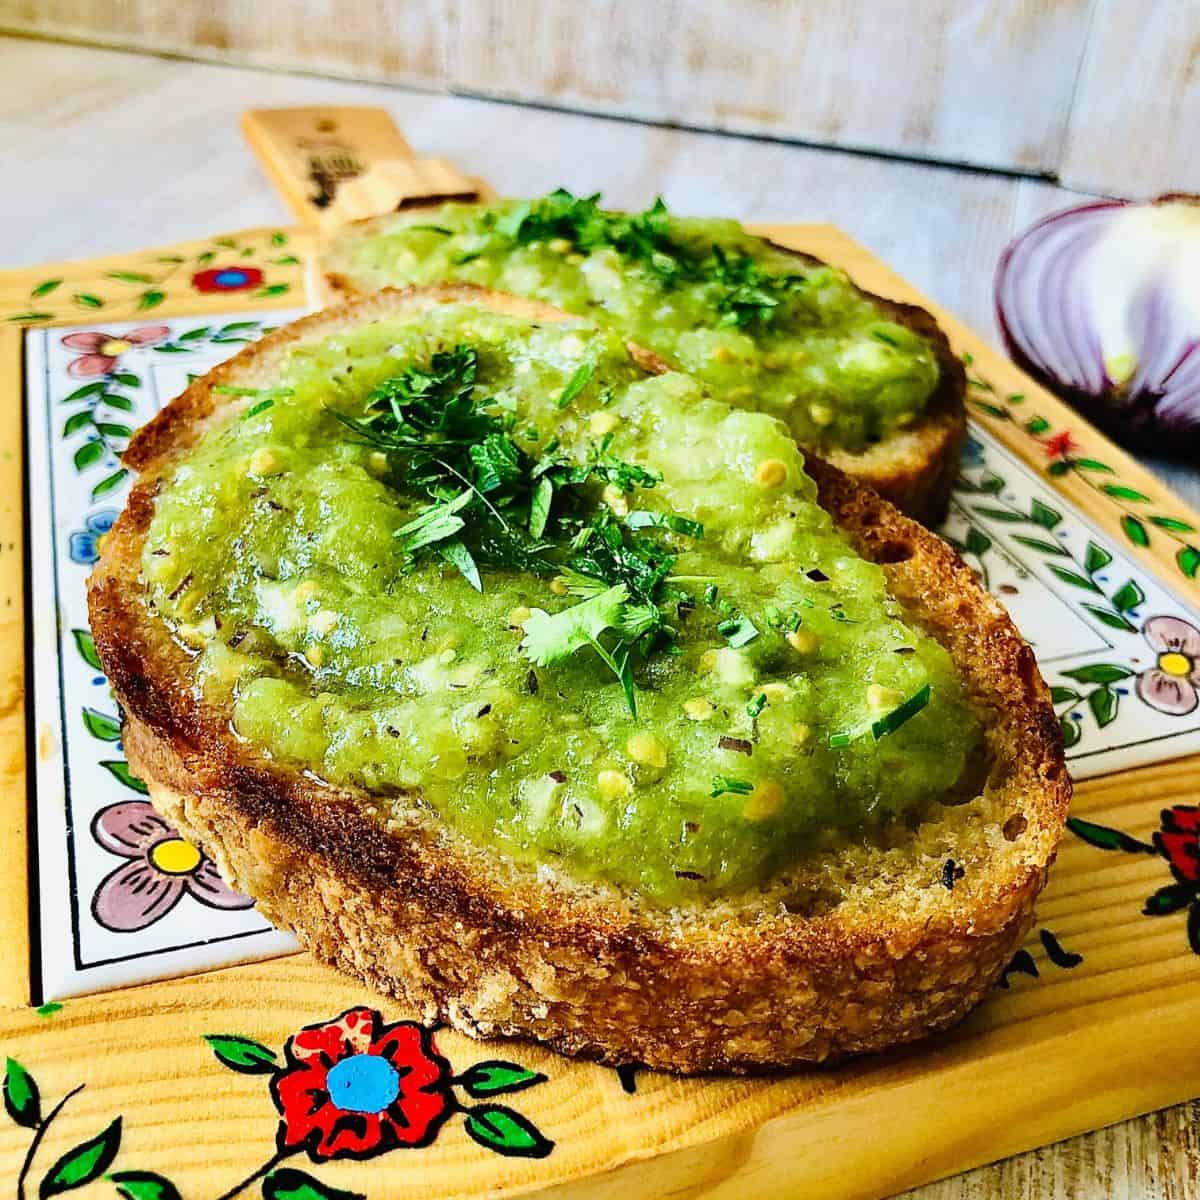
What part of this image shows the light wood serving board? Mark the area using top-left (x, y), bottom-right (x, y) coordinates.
top-left (0, 109), bottom-right (1199, 1200)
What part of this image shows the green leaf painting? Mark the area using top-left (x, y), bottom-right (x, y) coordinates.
top-left (463, 1105), bottom-right (554, 1158)
top-left (39, 1116), bottom-right (122, 1197)
top-left (457, 1060), bottom-right (548, 1098)
top-left (203, 1034), bottom-right (278, 1075)
top-left (3, 1057), bottom-right (40, 1129)
top-left (110, 1172), bottom-right (183, 1200)
top-left (262, 1169), bottom-right (363, 1200)
top-left (100, 761), bottom-right (149, 794)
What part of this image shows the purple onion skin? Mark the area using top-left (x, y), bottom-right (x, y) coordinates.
top-left (995, 194), bottom-right (1200, 458)
top-left (1002, 338), bottom-right (1193, 454)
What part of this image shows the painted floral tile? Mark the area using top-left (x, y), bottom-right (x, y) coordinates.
top-left (939, 434), bottom-right (1200, 777)
top-left (21, 314), bottom-right (1200, 1001)
top-left (25, 313), bottom-right (304, 1001)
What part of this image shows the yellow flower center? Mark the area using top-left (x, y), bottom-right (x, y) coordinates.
top-left (149, 837), bottom-right (202, 875)
top-left (99, 338), bottom-right (133, 356)
top-left (1158, 651), bottom-right (1193, 678)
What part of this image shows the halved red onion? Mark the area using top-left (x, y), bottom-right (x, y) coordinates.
top-left (995, 195), bottom-right (1200, 451)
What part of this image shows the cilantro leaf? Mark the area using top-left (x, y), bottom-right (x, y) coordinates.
top-left (326, 335), bottom-right (729, 718)
top-left (711, 776), bottom-right (753, 798)
top-left (625, 510), bottom-right (704, 539)
top-left (529, 476), bottom-right (553, 539)
top-left (487, 190), bottom-right (810, 317)
top-left (469, 432), bottom-right (523, 493)
top-left (556, 361), bottom-right (595, 409)
top-left (396, 490), bottom-right (472, 555)
top-left (520, 585), bottom-right (629, 666)
top-left (829, 684), bottom-right (932, 748)
top-left (438, 538), bottom-right (482, 591)
top-left (717, 612), bottom-right (759, 648)
top-left (587, 435), bottom-right (662, 492)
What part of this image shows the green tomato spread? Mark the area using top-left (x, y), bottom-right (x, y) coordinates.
top-left (143, 303), bottom-right (980, 903)
top-left (331, 192), bottom-right (941, 451)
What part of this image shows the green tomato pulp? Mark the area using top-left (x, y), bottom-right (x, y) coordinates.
top-left (142, 305), bottom-right (979, 903)
top-left (334, 199), bottom-right (941, 451)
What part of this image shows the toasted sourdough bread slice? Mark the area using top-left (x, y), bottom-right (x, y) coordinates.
top-left (88, 285), bottom-right (1068, 1074)
top-left (319, 206), bottom-right (967, 525)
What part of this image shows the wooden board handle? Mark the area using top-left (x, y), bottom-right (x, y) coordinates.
top-left (242, 107), bottom-right (480, 228)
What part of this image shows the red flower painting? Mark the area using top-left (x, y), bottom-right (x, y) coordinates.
top-left (1156, 806), bottom-right (1200, 886)
top-left (204, 1006), bottom-right (552, 1197)
top-left (271, 1008), bottom-right (453, 1160)
top-left (1041, 429), bottom-right (1078, 459)
top-left (1069, 805), bottom-right (1200, 954)
top-left (191, 266), bottom-right (264, 293)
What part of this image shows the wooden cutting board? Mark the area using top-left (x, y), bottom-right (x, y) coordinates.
top-left (0, 108), bottom-right (1198, 1200)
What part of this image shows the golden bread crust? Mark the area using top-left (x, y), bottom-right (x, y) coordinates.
top-left (88, 287), bottom-right (1067, 1073)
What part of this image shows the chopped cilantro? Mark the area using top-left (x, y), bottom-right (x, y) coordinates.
top-left (521, 585), bottom-right (628, 666)
top-left (520, 584), bottom-right (640, 715)
top-left (244, 398), bottom-right (275, 419)
top-left (704, 244), bottom-right (805, 329)
top-left (332, 342), bottom-right (706, 715)
top-left (828, 683), bottom-right (932, 748)
top-left (438, 537), bottom-right (481, 592)
top-left (717, 612), bottom-right (759, 648)
top-left (395, 489), bottom-right (471, 555)
top-left (624, 510), bottom-right (704, 539)
top-left (588, 433), bottom-right (662, 492)
top-left (486, 189), bottom-right (809, 325)
top-left (528, 476), bottom-right (553, 539)
top-left (555, 360), bottom-right (595, 409)
top-left (711, 776), bottom-right (754, 798)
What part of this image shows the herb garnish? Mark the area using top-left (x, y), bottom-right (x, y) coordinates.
top-left (484, 189), bottom-right (809, 327)
top-left (710, 776), bottom-right (754, 798)
top-left (702, 244), bottom-right (807, 329)
top-left (717, 612), bottom-right (759, 648)
top-left (828, 683), bottom-right (932, 749)
top-left (331, 345), bottom-right (549, 585)
top-left (625, 510), bottom-right (704, 539)
top-left (214, 384), bottom-right (294, 417)
top-left (555, 360), bottom-right (595, 409)
top-left (494, 191), bottom-right (687, 284)
top-left (333, 343), bottom-right (703, 715)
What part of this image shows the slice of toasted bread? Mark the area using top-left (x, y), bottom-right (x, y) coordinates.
top-left (88, 286), bottom-right (1068, 1073)
top-left (318, 205), bottom-right (967, 525)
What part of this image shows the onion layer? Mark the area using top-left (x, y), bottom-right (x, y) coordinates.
top-left (995, 195), bottom-right (1200, 452)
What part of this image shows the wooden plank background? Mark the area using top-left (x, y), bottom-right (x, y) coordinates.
top-left (0, 0), bottom-right (1196, 196)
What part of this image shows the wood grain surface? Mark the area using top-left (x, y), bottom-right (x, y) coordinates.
top-left (1058, 0), bottom-right (1200, 195)
top-left (2, 36), bottom-right (1198, 1199)
top-left (3, 243), bottom-right (1200, 1195)
top-left (1, 1), bottom-right (1194, 193)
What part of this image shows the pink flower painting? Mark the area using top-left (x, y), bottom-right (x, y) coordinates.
top-left (61, 325), bottom-right (169, 377)
top-left (91, 801), bottom-right (254, 932)
top-left (1136, 615), bottom-right (1200, 716)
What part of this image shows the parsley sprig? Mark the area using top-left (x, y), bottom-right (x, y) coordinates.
top-left (492, 191), bottom-right (688, 284)
top-left (332, 343), bottom-right (703, 714)
top-left (485, 189), bottom-right (808, 327)
top-left (331, 346), bottom-right (549, 581)
top-left (702, 243), bottom-right (807, 329)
